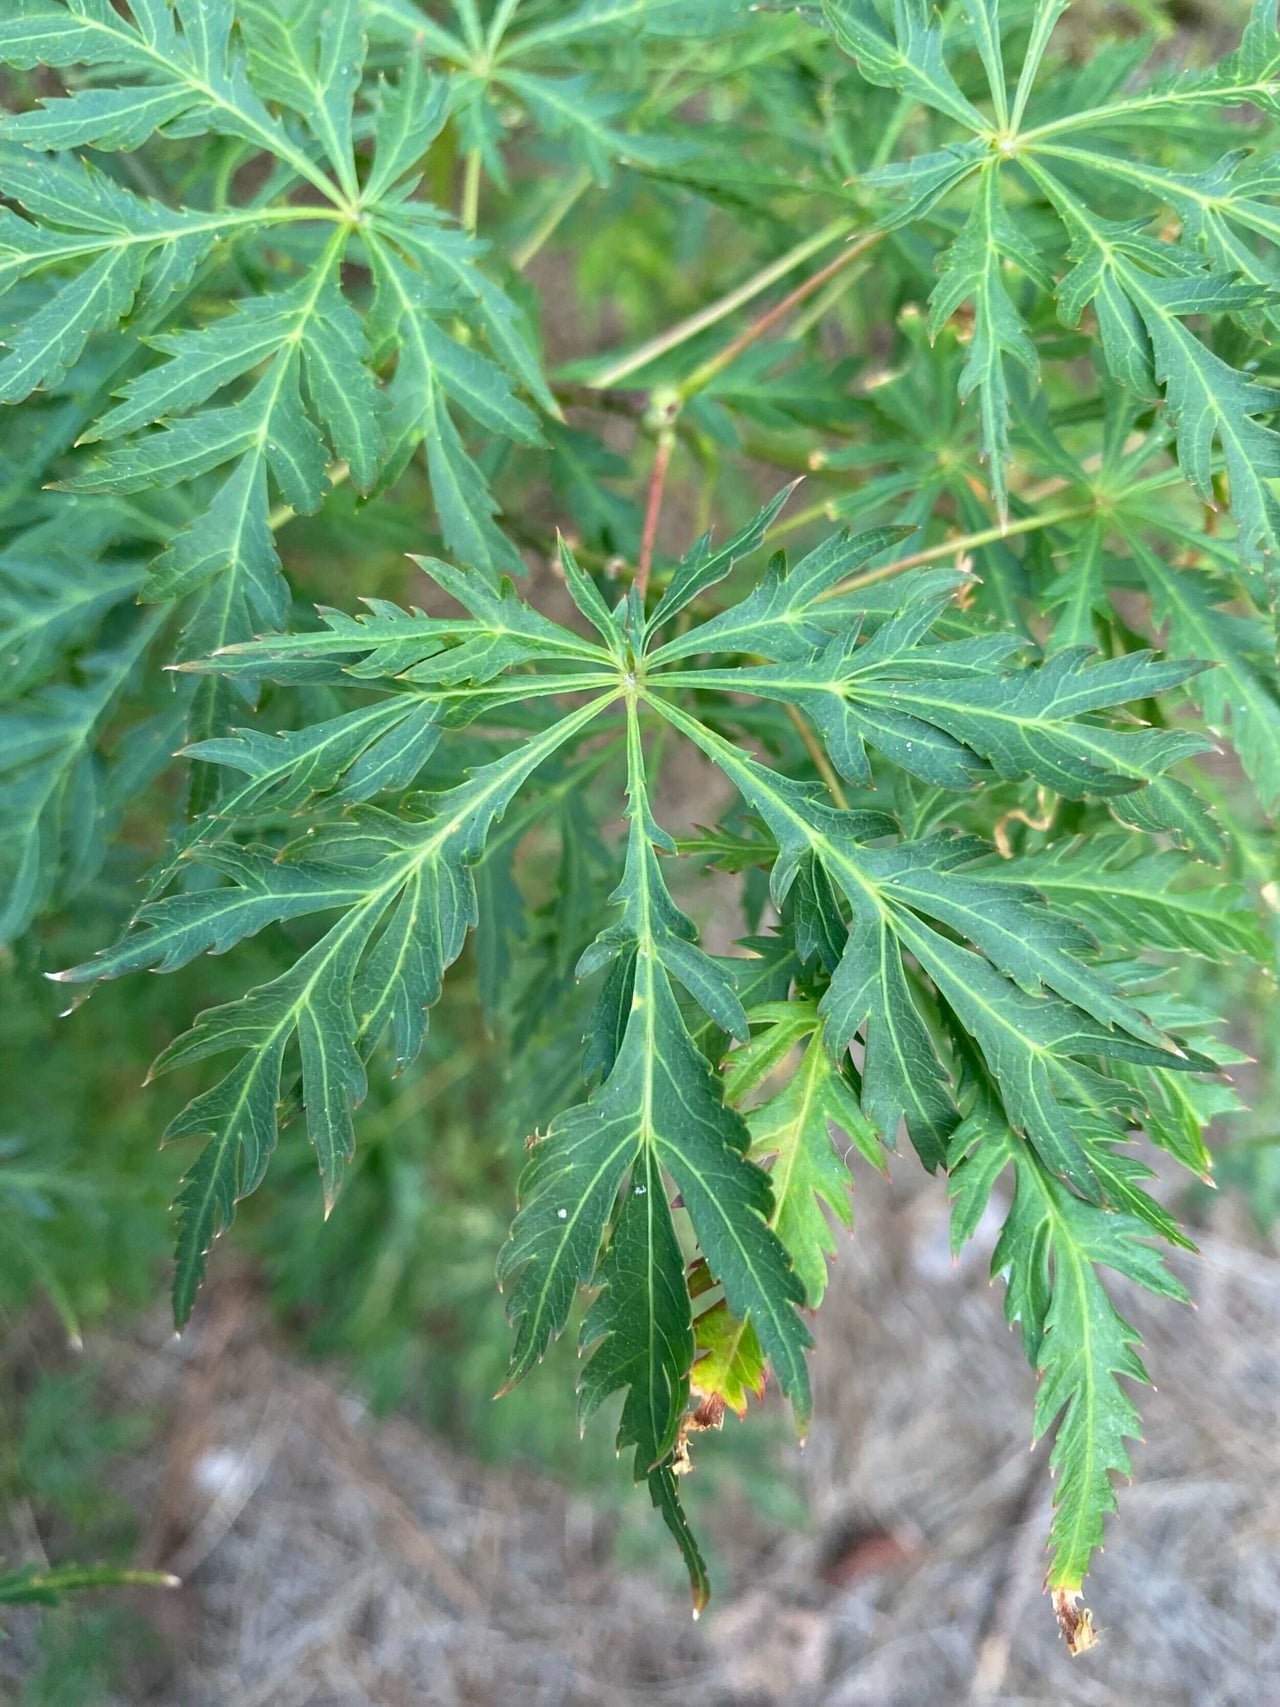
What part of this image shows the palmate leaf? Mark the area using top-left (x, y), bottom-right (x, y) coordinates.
top-left (0, 607), bottom-right (171, 944)
top-left (1124, 533), bottom-right (1280, 813)
top-left (821, 0), bottom-right (986, 129)
top-left (647, 677), bottom-right (1213, 1199)
top-left (659, 551), bottom-right (1213, 799)
top-left (0, 148), bottom-right (222, 401)
top-left (0, 0), bottom-right (556, 670)
top-left (0, 512), bottom-right (143, 697)
top-left (0, 17), bottom-right (556, 870)
top-left (1041, 182), bottom-right (1280, 562)
top-left (51, 499), bottom-right (1246, 1614)
top-left (821, 0), bottom-right (1280, 569)
top-left (0, 0), bottom-right (322, 176)
top-left (0, 0), bottom-right (1264, 1644)
top-left (646, 519), bottom-right (921, 666)
top-left (1020, 0), bottom-right (1280, 133)
top-left (57, 687), bottom-right (615, 1319)
top-left (69, 254), bottom-right (372, 619)
top-left (494, 70), bottom-right (680, 185)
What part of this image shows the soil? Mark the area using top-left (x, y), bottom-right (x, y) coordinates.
top-left (4, 1168), bottom-right (1276, 1706)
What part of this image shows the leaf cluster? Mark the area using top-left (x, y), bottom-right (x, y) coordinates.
top-left (2, 0), bottom-right (1278, 1636)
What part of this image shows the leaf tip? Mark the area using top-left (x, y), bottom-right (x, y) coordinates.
top-left (1051, 1587), bottom-right (1100, 1656)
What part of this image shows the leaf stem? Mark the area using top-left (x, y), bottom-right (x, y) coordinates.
top-left (784, 703), bottom-right (849, 809)
top-left (676, 231), bottom-right (884, 404)
top-left (637, 430), bottom-right (676, 601)
top-left (584, 219), bottom-right (854, 390)
top-left (757, 468), bottom-right (1189, 602)
top-left (821, 500), bottom-right (1101, 597)
top-left (513, 169), bottom-right (592, 271)
top-left (460, 149), bottom-right (483, 232)
top-left (267, 461), bottom-right (350, 532)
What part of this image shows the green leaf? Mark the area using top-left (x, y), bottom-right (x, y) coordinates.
top-left (76, 255), bottom-right (357, 504)
top-left (0, 521), bottom-right (143, 696)
top-left (496, 70), bottom-right (674, 185)
top-left (1035, 173), bottom-right (1280, 562)
top-left (578, 1142), bottom-right (693, 1472)
top-left (363, 55), bottom-right (450, 202)
top-left (660, 588), bottom-right (1211, 797)
top-left (649, 692), bottom-right (1212, 1199)
top-left (962, 0), bottom-right (1008, 126)
top-left (726, 1000), bottom-right (883, 1306)
top-left (0, 83), bottom-right (198, 151)
top-left (865, 138), bottom-right (988, 228)
top-left (1018, 0), bottom-right (1280, 135)
top-left (0, 0), bottom-right (330, 191)
top-left (57, 693), bottom-right (614, 1314)
top-left (365, 229), bottom-right (538, 572)
top-left (237, 0), bottom-right (365, 197)
top-left (950, 1101), bottom-right (1189, 1594)
top-left (371, 208), bottom-right (557, 413)
top-left (645, 482), bottom-right (799, 636)
top-left (972, 836), bottom-right (1268, 961)
top-left (822, 0), bottom-right (988, 130)
top-left (1127, 535), bottom-right (1280, 811)
top-left (646, 522), bottom-right (918, 666)
top-left (1, 609), bottom-right (164, 943)
top-left (0, 245), bottom-right (145, 404)
top-left (501, 705), bottom-right (811, 1435)
top-left (647, 1464), bottom-right (710, 1618)
top-left (928, 165), bottom-right (1050, 517)
top-left (557, 537), bottom-right (626, 650)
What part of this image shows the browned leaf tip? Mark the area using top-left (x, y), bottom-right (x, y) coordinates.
top-left (668, 1392), bottom-right (727, 1478)
top-left (1052, 1587), bottom-right (1100, 1656)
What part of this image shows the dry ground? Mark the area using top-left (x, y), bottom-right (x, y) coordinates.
top-left (4, 1163), bottom-right (1276, 1707)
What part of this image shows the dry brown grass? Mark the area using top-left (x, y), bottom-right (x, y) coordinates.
top-left (4, 1162), bottom-right (1275, 1707)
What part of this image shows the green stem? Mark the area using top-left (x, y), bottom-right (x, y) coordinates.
top-left (268, 460), bottom-right (351, 533)
top-left (677, 231), bottom-right (883, 404)
top-left (583, 219), bottom-right (854, 390)
top-left (763, 468), bottom-right (1189, 602)
top-left (784, 703), bottom-right (849, 809)
top-left (637, 428), bottom-right (676, 600)
top-left (513, 169), bottom-right (592, 271)
top-left (461, 149), bottom-right (482, 233)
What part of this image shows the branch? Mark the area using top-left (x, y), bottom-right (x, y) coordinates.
top-left (583, 220), bottom-right (854, 391)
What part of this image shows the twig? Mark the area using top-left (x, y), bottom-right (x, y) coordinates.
top-left (677, 229), bottom-right (884, 403)
top-left (785, 703), bottom-right (848, 809)
top-left (585, 219), bottom-right (853, 390)
top-left (636, 430), bottom-right (675, 601)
